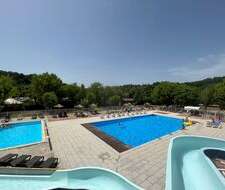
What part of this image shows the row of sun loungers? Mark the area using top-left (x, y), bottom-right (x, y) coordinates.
top-left (1, 113), bottom-right (45, 124)
top-left (206, 120), bottom-right (224, 128)
top-left (0, 154), bottom-right (58, 168)
top-left (100, 111), bottom-right (147, 119)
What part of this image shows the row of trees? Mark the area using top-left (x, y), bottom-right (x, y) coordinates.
top-left (0, 72), bottom-right (225, 110)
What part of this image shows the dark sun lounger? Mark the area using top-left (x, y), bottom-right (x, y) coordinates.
top-left (24, 156), bottom-right (44, 168)
top-left (10, 154), bottom-right (32, 167)
top-left (0, 154), bottom-right (18, 166)
top-left (39, 157), bottom-right (58, 168)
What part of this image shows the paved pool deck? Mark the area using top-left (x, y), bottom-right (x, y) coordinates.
top-left (48, 111), bottom-right (225, 190)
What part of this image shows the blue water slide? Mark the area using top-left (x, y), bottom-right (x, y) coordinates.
top-left (0, 167), bottom-right (142, 190)
top-left (166, 136), bottom-right (225, 190)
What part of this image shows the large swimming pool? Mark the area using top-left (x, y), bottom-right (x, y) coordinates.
top-left (0, 120), bottom-right (43, 150)
top-left (91, 115), bottom-right (183, 148)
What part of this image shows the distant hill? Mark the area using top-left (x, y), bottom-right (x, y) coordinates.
top-left (0, 70), bottom-right (34, 85)
top-left (0, 69), bottom-right (224, 88)
top-left (185, 76), bottom-right (225, 88)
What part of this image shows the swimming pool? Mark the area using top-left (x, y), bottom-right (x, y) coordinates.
top-left (0, 120), bottom-right (43, 150)
top-left (90, 115), bottom-right (183, 149)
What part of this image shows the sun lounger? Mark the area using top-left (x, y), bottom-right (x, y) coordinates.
top-left (39, 157), bottom-right (58, 168)
top-left (31, 114), bottom-right (37, 119)
top-left (2, 118), bottom-right (9, 123)
top-left (62, 112), bottom-right (68, 118)
top-left (24, 156), bottom-right (44, 168)
top-left (39, 113), bottom-right (45, 119)
top-left (58, 112), bottom-right (63, 118)
top-left (10, 154), bottom-right (32, 167)
top-left (0, 154), bottom-right (18, 166)
top-left (206, 121), bottom-right (212, 127)
top-left (52, 114), bottom-right (58, 118)
top-left (212, 121), bottom-right (223, 128)
top-left (3, 114), bottom-right (10, 122)
top-left (0, 123), bottom-right (8, 128)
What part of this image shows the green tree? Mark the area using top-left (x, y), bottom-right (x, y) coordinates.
top-left (30, 73), bottom-right (62, 104)
top-left (42, 92), bottom-right (58, 109)
top-left (58, 84), bottom-right (80, 106)
top-left (0, 76), bottom-right (14, 103)
top-left (86, 92), bottom-right (96, 105)
top-left (214, 80), bottom-right (225, 109)
top-left (174, 84), bottom-right (199, 106)
top-left (108, 95), bottom-right (121, 106)
top-left (151, 82), bottom-right (177, 105)
top-left (89, 82), bottom-right (104, 106)
top-left (142, 85), bottom-right (153, 103)
top-left (134, 87), bottom-right (145, 105)
top-left (9, 87), bottom-right (20, 97)
top-left (200, 86), bottom-right (215, 108)
top-left (77, 84), bottom-right (86, 103)
top-left (80, 98), bottom-right (89, 107)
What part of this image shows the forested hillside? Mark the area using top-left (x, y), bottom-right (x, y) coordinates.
top-left (186, 76), bottom-right (225, 88)
top-left (0, 70), bottom-right (225, 110)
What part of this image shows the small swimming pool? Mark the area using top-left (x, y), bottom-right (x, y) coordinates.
top-left (0, 120), bottom-right (43, 150)
top-left (90, 115), bottom-right (183, 149)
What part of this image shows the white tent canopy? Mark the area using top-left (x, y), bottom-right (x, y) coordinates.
top-left (54, 104), bottom-right (64, 108)
top-left (184, 106), bottom-right (200, 111)
top-left (4, 98), bottom-right (22, 105)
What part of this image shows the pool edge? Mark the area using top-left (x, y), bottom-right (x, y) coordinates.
top-left (0, 120), bottom-right (45, 151)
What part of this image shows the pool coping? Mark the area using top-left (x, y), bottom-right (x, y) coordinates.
top-left (0, 120), bottom-right (46, 151)
top-left (82, 123), bottom-right (130, 152)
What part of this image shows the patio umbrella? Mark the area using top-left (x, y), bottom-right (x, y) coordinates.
top-left (144, 103), bottom-right (150, 108)
top-left (54, 104), bottom-right (64, 109)
top-left (90, 103), bottom-right (97, 109)
top-left (4, 98), bottom-right (22, 105)
top-left (184, 106), bottom-right (200, 112)
top-left (122, 103), bottom-right (133, 111)
top-left (74, 104), bottom-right (83, 109)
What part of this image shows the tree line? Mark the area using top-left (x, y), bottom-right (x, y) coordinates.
top-left (0, 71), bottom-right (225, 110)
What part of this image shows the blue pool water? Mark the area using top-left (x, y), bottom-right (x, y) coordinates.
top-left (92, 115), bottom-right (183, 148)
top-left (0, 121), bottom-right (43, 149)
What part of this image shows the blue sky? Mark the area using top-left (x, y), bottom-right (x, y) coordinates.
top-left (0, 0), bottom-right (225, 85)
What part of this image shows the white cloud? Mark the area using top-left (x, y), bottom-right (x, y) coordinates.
top-left (168, 53), bottom-right (225, 81)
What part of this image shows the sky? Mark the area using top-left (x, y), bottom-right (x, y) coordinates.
top-left (0, 0), bottom-right (225, 85)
